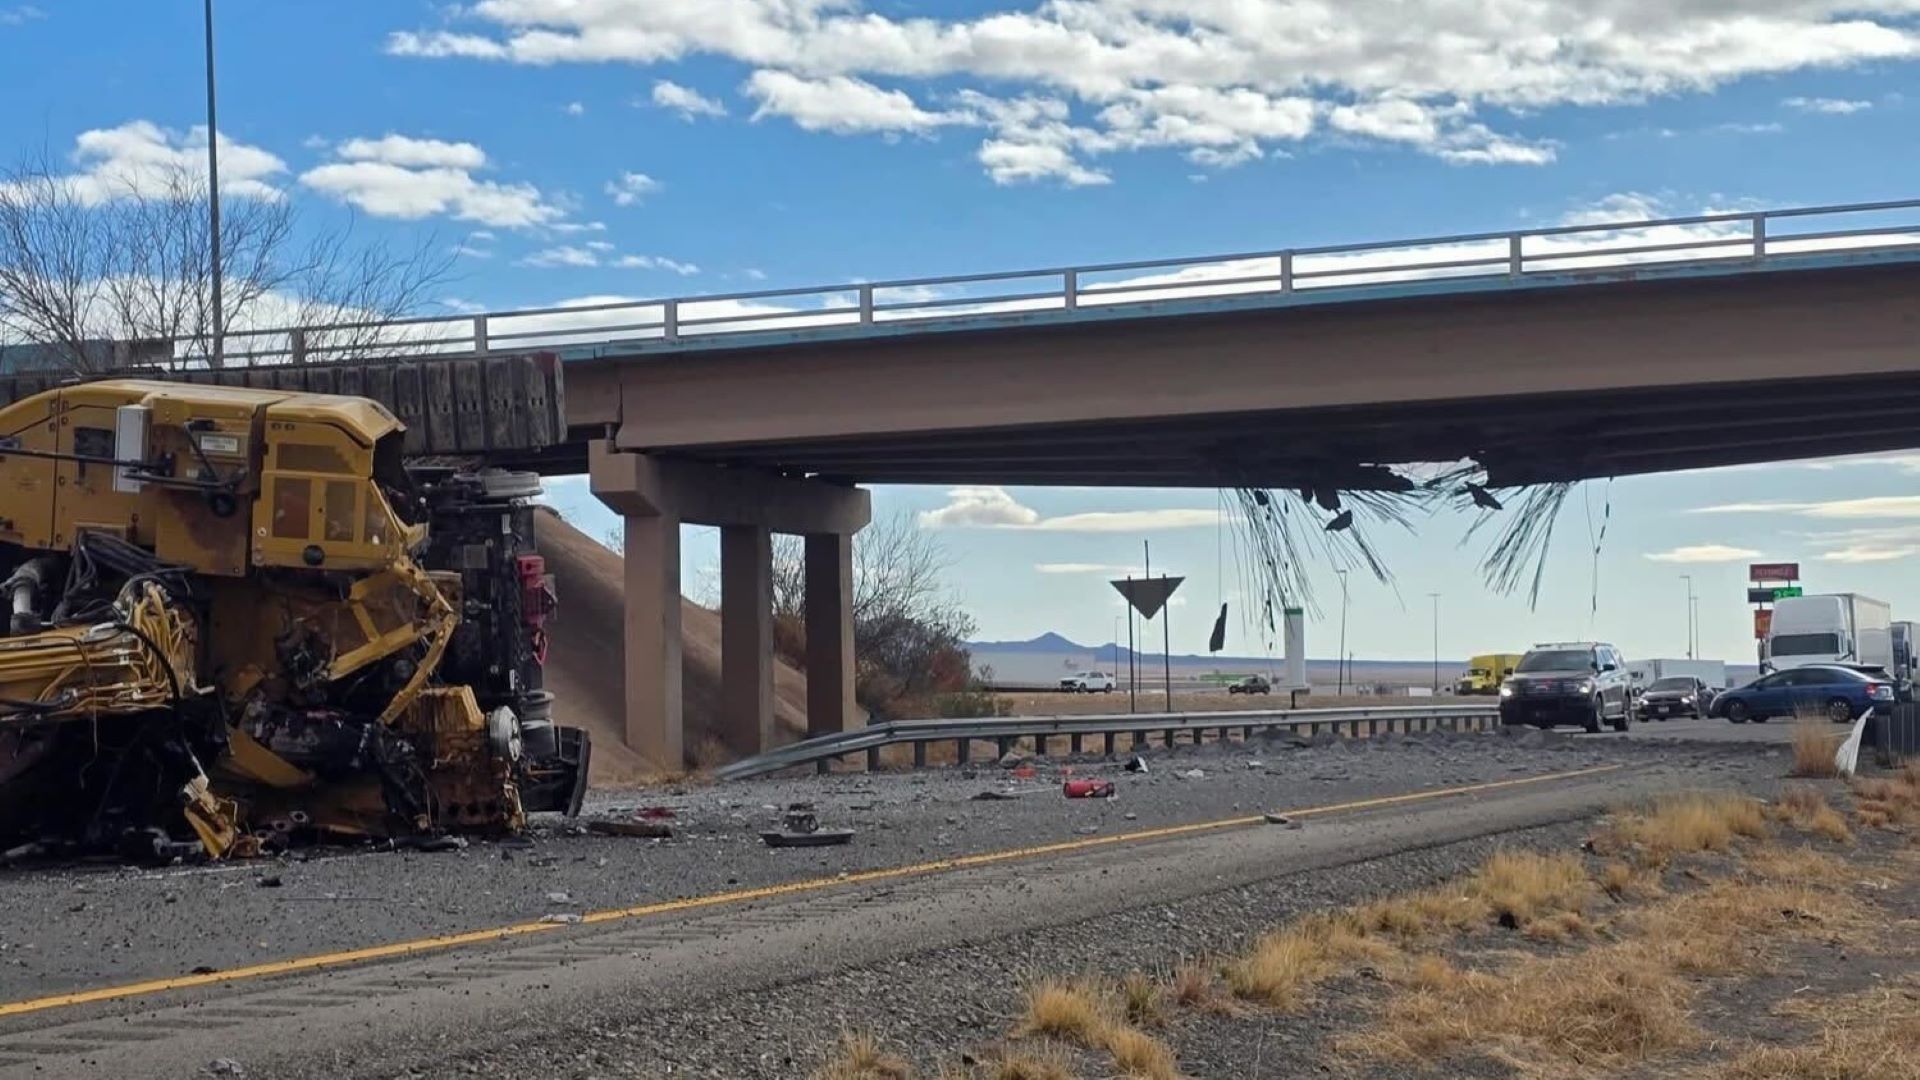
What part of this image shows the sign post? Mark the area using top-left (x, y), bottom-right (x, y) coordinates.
top-left (1112, 545), bottom-right (1184, 717)
top-left (1747, 563), bottom-right (1801, 646)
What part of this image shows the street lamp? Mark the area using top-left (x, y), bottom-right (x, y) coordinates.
top-left (203, 0), bottom-right (224, 366)
top-left (1680, 575), bottom-right (1696, 659)
top-left (1336, 569), bottom-right (1350, 695)
top-left (1428, 592), bottom-right (1441, 695)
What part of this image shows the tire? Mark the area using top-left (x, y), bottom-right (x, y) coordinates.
top-left (1584, 702), bottom-right (1603, 735)
top-left (1610, 713), bottom-right (1629, 732)
top-left (1725, 700), bottom-right (1750, 724)
top-left (1825, 698), bottom-right (1853, 724)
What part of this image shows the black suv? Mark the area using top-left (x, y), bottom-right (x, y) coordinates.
top-left (1499, 642), bottom-right (1633, 734)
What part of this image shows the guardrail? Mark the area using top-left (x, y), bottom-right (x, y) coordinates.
top-left (175, 197), bottom-right (1920, 368)
top-left (714, 704), bottom-right (1505, 781)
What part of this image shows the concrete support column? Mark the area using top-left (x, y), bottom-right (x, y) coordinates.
top-left (720, 525), bottom-right (775, 756)
top-left (805, 532), bottom-right (858, 738)
top-left (621, 509), bottom-right (683, 767)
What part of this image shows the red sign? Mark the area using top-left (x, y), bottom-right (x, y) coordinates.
top-left (1754, 609), bottom-right (1773, 640)
top-left (1748, 562), bottom-right (1800, 583)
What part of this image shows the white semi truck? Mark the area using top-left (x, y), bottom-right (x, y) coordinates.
top-left (1627, 658), bottom-right (1729, 689)
top-left (1763, 593), bottom-right (1894, 674)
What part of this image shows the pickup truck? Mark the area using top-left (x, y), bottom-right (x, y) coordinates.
top-left (1060, 671), bottom-right (1116, 693)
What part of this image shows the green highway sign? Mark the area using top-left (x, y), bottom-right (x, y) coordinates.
top-left (1772, 586), bottom-right (1803, 599)
top-left (1748, 586), bottom-right (1803, 603)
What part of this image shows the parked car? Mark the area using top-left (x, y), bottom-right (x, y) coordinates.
top-left (1498, 641), bottom-right (1633, 734)
top-left (1227, 675), bottom-right (1271, 695)
top-left (1636, 676), bottom-right (1714, 721)
top-left (1059, 671), bottom-right (1116, 693)
top-left (1711, 664), bottom-right (1895, 724)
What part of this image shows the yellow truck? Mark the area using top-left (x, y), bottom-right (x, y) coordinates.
top-left (1455, 653), bottom-right (1523, 695)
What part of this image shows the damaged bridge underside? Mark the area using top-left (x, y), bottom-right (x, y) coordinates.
top-left (559, 258), bottom-right (1920, 489)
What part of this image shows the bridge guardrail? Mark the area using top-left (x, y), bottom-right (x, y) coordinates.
top-left (713, 703), bottom-right (1505, 781)
top-left (134, 197), bottom-right (1920, 369)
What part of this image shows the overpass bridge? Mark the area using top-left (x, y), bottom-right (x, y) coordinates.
top-left (5, 199), bottom-right (1919, 766)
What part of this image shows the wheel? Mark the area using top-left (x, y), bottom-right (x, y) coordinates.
top-left (1584, 702), bottom-right (1603, 734)
top-left (1725, 700), bottom-right (1749, 724)
top-left (1609, 707), bottom-right (1629, 733)
top-left (1825, 697), bottom-right (1853, 724)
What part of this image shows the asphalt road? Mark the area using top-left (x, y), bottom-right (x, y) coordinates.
top-left (0, 724), bottom-right (1793, 1078)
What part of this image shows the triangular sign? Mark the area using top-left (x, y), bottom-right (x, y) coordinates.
top-left (1112, 576), bottom-right (1184, 619)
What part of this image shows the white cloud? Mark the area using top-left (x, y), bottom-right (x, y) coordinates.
top-left (1800, 524), bottom-right (1920, 563)
top-left (336, 134), bottom-right (486, 169)
top-left (300, 134), bottom-right (562, 227)
top-left (566, 101), bottom-right (586, 116)
top-left (550, 220), bottom-right (608, 234)
top-left (1693, 496), bottom-right (1920, 519)
top-left (17, 120), bottom-right (287, 205)
top-left (1643, 543), bottom-right (1763, 563)
top-left (615, 254), bottom-right (700, 275)
top-left (651, 80), bottom-right (728, 120)
top-left (386, 0), bottom-right (1918, 183)
top-left (1035, 562), bottom-right (1138, 575)
top-left (1784, 96), bottom-right (1871, 114)
top-left (451, 243), bottom-right (493, 260)
top-left (745, 70), bottom-right (954, 134)
top-left (0, 5), bottom-right (44, 25)
top-left (919, 486), bottom-right (1223, 532)
top-left (606, 172), bottom-right (661, 206)
top-left (521, 245), bottom-right (602, 269)
top-left (919, 486), bottom-right (1041, 529)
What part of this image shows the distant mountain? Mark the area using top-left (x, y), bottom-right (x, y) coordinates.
top-left (968, 632), bottom-right (1091, 654)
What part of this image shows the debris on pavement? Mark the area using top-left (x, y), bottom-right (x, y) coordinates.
top-left (762, 803), bottom-right (855, 847)
top-left (1063, 778), bottom-right (1117, 799)
top-left (1125, 756), bottom-right (1150, 773)
top-left (587, 819), bottom-right (675, 839)
top-left (1263, 812), bottom-right (1303, 828)
top-left (539, 913), bottom-right (583, 925)
top-left (970, 790), bottom-right (1021, 801)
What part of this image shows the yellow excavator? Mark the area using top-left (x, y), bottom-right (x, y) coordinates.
top-left (0, 379), bottom-right (588, 862)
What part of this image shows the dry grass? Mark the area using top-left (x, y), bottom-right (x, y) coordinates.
top-left (1718, 978), bottom-right (1920, 1079)
top-left (1468, 849), bottom-right (1594, 927)
top-left (1594, 791), bottom-right (1769, 864)
top-left (1771, 785), bottom-right (1855, 844)
top-left (1351, 886), bottom-right (1483, 939)
top-left (1119, 971), bottom-right (1163, 1027)
top-left (1018, 980), bottom-right (1111, 1045)
top-left (1224, 915), bottom-right (1389, 1008)
top-left (1791, 720), bottom-right (1845, 778)
top-left (1016, 978), bottom-right (1182, 1079)
top-left (814, 1033), bottom-right (914, 1080)
top-left (985, 1047), bottom-right (1079, 1080)
top-left (1851, 765), bottom-right (1920, 830)
top-left (1342, 850), bottom-right (1885, 1074)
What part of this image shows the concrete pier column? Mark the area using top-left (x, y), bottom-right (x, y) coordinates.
top-left (720, 524), bottom-right (775, 756)
top-left (805, 532), bottom-right (858, 738)
top-left (621, 508), bottom-right (683, 767)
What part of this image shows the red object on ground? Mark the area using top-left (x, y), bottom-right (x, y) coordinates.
top-left (1062, 778), bottom-right (1116, 799)
top-left (1011, 765), bottom-right (1036, 779)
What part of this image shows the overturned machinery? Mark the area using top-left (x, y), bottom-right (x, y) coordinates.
top-left (0, 380), bottom-right (588, 861)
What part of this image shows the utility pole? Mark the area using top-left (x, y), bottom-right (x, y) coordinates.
top-left (1428, 592), bottom-right (1441, 694)
top-left (1690, 595), bottom-right (1701, 659)
top-left (203, 0), bottom-right (225, 367)
top-left (1680, 575), bottom-right (1696, 659)
top-left (1336, 569), bottom-right (1350, 696)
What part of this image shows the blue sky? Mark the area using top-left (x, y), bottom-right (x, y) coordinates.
top-left (3, 1), bottom-right (1919, 664)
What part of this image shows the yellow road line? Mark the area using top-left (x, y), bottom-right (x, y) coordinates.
top-left (0, 763), bottom-right (1619, 1020)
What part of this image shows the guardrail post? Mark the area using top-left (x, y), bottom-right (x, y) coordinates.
top-left (956, 739), bottom-right (970, 765)
top-left (663, 301), bottom-right (679, 342)
top-left (1063, 270), bottom-right (1079, 311)
top-left (1280, 251), bottom-right (1294, 293)
top-left (866, 746), bottom-right (881, 772)
top-left (1069, 733), bottom-right (1083, 754)
top-left (1242, 724), bottom-right (1253, 740)
top-left (473, 315), bottom-right (490, 356)
top-left (1162, 729), bottom-right (1174, 748)
top-left (1752, 214), bottom-right (1768, 257)
top-left (289, 328), bottom-right (308, 365)
top-left (1507, 234), bottom-right (1523, 276)
top-left (913, 741), bottom-right (927, 768)
top-left (1035, 734), bottom-right (1050, 757)
top-left (1103, 732), bottom-right (1117, 756)
top-left (858, 284), bottom-right (874, 324)
top-left (815, 758), bottom-right (830, 775)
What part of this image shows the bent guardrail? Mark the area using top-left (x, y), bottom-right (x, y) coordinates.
top-left (714, 704), bottom-right (1504, 781)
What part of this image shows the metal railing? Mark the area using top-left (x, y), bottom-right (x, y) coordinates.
top-left (187, 198), bottom-right (1920, 368)
top-left (713, 703), bottom-right (1505, 781)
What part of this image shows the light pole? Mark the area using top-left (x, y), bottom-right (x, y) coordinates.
top-left (1691, 595), bottom-right (1701, 659)
top-left (1428, 592), bottom-right (1441, 695)
top-left (203, 0), bottom-right (224, 367)
top-left (1680, 575), bottom-right (1696, 659)
top-left (1336, 569), bottom-right (1350, 695)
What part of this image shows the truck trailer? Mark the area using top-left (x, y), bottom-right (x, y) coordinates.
top-left (1764, 593), bottom-right (1894, 675)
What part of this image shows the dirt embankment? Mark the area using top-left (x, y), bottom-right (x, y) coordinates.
top-left (535, 509), bottom-right (807, 782)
